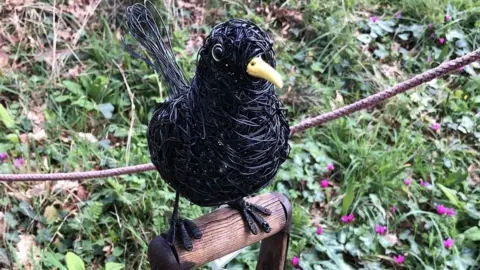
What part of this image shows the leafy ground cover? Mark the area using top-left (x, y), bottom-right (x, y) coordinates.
top-left (0, 0), bottom-right (479, 269)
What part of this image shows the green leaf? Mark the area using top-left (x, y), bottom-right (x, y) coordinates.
top-left (437, 184), bottom-right (463, 208)
top-left (65, 252), bottom-right (85, 270)
top-left (444, 170), bottom-right (467, 186)
top-left (19, 201), bottom-right (40, 220)
top-left (6, 134), bottom-right (19, 144)
top-left (473, 96), bottom-right (480, 104)
top-left (377, 20), bottom-right (395, 33)
top-left (458, 116), bottom-right (475, 133)
top-left (374, 46), bottom-right (388, 59)
top-left (465, 203), bottom-right (480, 219)
top-left (72, 97), bottom-right (96, 111)
top-left (342, 179), bottom-right (355, 214)
top-left (0, 143), bottom-right (13, 152)
top-left (91, 76), bottom-right (109, 98)
top-left (311, 62), bottom-right (322, 72)
top-left (54, 95), bottom-right (72, 103)
top-left (398, 33), bottom-right (409, 40)
top-left (345, 241), bottom-right (360, 257)
top-left (0, 248), bottom-right (10, 266)
top-left (0, 104), bottom-right (14, 129)
top-left (63, 80), bottom-right (83, 96)
top-left (105, 262), bottom-right (125, 270)
top-left (97, 103), bottom-right (114, 119)
top-left (446, 29), bottom-right (464, 40)
top-left (43, 252), bottom-right (67, 270)
top-left (356, 34), bottom-right (372, 44)
top-left (463, 227), bottom-right (480, 241)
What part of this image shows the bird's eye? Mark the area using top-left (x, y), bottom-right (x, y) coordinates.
top-left (212, 44), bottom-right (224, 61)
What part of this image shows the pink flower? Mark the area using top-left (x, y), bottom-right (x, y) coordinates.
top-left (391, 206), bottom-right (397, 213)
top-left (432, 122), bottom-right (440, 132)
top-left (395, 12), bottom-right (401, 19)
top-left (326, 163), bottom-right (335, 171)
top-left (404, 178), bottom-right (412, 186)
top-left (444, 238), bottom-right (454, 249)
top-left (446, 208), bottom-right (456, 216)
top-left (428, 23), bottom-right (433, 29)
top-left (316, 226), bottom-right (323, 235)
top-left (371, 16), bottom-right (378, 23)
top-left (0, 152), bottom-right (7, 161)
top-left (375, 224), bottom-right (387, 235)
top-left (291, 256), bottom-right (299, 266)
top-left (320, 179), bottom-right (329, 188)
top-left (458, 66), bottom-right (464, 72)
top-left (14, 158), bottom-right (24, 168)
top-left (426, 56), bottom-right (432, 63)
top-left (438, 37), bottom-right (445, 45)
top-left (393, 255), bottom-right (405, 264)
top-left (420, 178), bottom-right (429, 187)
top-left (437, 204), bottom-right (447, 215)
top-left (445, 14), bottom-right (451, 22)
top-left (341, 213), bottom-right (355, 223)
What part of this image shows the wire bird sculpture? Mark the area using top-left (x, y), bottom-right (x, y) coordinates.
top-left (123, 2), bottom-right (290, 251)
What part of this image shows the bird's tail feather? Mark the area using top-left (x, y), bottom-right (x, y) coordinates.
top-left (124, 1), bottom-right (188, 98)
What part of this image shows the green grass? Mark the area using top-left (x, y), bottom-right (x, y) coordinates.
top-left (0, 0), bottom-right (479, 269)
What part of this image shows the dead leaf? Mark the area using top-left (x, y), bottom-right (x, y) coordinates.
top-left (77, 132), bottom-right (98, 143)
top-left (34, 48), bottom-right (72, 67)
top-left (44, 205), bottom-right (58, 223)
top-left (7, 191), bottom-right (30, 202)
top-left (274, 8), bottom-right (304, 24)
top-left (467, 164), bottom-right (480, 186)
top-left (57, 30), bottom-right (72, 41)
top-left (384, 234), bottom-right (398, 246)
top-left (185, 35), bottom-right (204, 55)
top-left (0, 51), bottom-right (9, 68)
top-left (115, 28), bottom-right (122, 41)
top-left (103, 245), bottom-right (112, 256)
top-left (335, 91), bottom-right (345, 105)
top-left (42, 156), bottom-right (50, 170)
top-left (53, 181), bottom-right (79, 192)
top-left (76, 185), bottom-right (88, 201)
top-left (19, 134), bottom-right (28, 144)
top-left (30, 129), bottom-right (47, 142)
top-left (0, 212), bottom-right (4, 240)
top-left (16, 234), bottom-right (40, 268)
top-left (379, 62), bottom-right (403, 79)
top-left (26, 182), bottom-right (50, 198)
top-left (64, 65), bottom-right (84, 79)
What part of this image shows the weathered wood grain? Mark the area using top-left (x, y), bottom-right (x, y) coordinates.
top-left (147, 192), bottom-right (291, 270)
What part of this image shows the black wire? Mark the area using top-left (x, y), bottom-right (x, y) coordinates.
top-left (125, 3), bottom-right (290, 207)
top-left (124, 1), bottom-right (189, 98)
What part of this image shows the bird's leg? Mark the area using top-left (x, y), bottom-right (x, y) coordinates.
top-left (228, 198), bottom-right (272, 235)
top-left (166, 192), bottom-right (202, 251)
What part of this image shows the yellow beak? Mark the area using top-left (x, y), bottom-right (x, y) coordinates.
top-left (246, 57), bottom-right (283, 88)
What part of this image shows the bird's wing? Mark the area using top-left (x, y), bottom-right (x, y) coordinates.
top-left (124, 2), bottom-right (189, 98)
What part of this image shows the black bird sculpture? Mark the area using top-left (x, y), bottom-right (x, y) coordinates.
top-left (124, 2), bottom-right (290, 251)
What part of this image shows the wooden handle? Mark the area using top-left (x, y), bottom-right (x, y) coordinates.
top-left (147, 192), bottom-right (292, 270)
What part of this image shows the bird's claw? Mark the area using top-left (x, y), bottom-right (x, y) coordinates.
top-left (228, 199), bottom-right (272, 235)
top-left (166, 218), bottom-right (202, 251)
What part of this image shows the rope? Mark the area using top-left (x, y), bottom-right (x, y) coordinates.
top-left (1, 49), bottom-right (479, 182)
top-left (0, 163), bottom-right (156, 181)
top-left (289, 49), bottom-right (480, 134)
